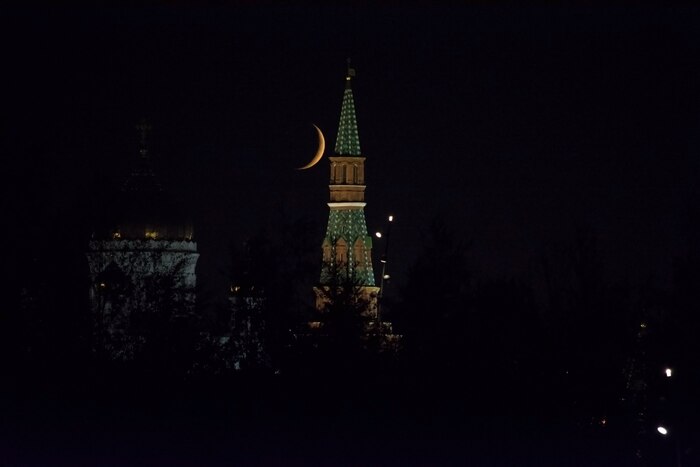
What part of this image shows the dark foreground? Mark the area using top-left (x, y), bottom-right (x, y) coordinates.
top-left (3, 365), bottom-right (690, 467)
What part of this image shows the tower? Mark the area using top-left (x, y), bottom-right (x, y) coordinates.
top-left (86, 121), bottom-right (199, 361)
top-left (315, 66), bottom-right (380, 318)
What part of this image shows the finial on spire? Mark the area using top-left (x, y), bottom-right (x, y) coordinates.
top-left (346, 58), bottom-right (356, 89)
top-left (136, 118), bottom-right (152, 159)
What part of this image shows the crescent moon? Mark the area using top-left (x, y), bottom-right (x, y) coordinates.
top-left (297, 124), bottom-right (325, 170)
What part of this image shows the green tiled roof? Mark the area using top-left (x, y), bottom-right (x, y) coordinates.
top-left (334, 80), bottom-right (362, 156)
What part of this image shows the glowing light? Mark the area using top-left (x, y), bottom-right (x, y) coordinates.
top-left (640, 322), bottom-right (647, 329)
top-left (112, 231), bottom-right (121, 239)
top-left (665, 368), bottom-right (672, 377)
top-left (388, 215), bottom-right (394, 222)
top-left (383, 274), bottom-right (390, 280)
top-left (145, 230), bottom-right (158, 240)
top-left (375, 232), bottom-right (382, 238)
top-left (99, 282), bottom-right (106, 288)
top-left (657, 426), bottom-right (668, 435)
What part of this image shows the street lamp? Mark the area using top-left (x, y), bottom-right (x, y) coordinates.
top-left (378, 214), bottom-right (393, 298)
top-left (375, 214), bottom-right (394, 325)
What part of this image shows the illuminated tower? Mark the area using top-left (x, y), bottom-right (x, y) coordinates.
top-left (315, 67), bottom-right (380, 315)
top-left (86, 121), bottom-right (199, 361)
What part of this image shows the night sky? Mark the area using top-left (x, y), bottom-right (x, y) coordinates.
top-left (7, 6), bottom-right (700, 465)
top-left (7, 6), bottom-right (700, 295)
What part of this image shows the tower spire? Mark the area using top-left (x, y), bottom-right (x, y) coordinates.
top-left (122, 118), bottom-right (162, 193)
top-left (345, 57), bottom-right (356, 88)
top-left (335, 61), bottom-right (361, 156)
top-left (317, 64), bottom-right (375, 289)
top-left (311, 66), bottom-right (401, 349)
top-left (136, 118), bottom-right (152, 160)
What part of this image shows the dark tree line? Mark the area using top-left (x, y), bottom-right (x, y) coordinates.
top-left (393, 219), bottom-right (699, 464)
top-left (4, 207), bottom-right (700, 464)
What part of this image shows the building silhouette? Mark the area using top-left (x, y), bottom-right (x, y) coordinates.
top-left (86, 120), bottom-right (199, 361)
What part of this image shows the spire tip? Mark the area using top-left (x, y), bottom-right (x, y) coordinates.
top-left (345, 58), bottom-right (356, 88)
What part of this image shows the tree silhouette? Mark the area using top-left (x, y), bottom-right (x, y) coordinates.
top-left (396, 217), bottom-right (471, 374)
top-left (312, 258), bottom-right (377, 375)
top-left (539, 226), bottom-right (635, 421)
top-left (227, 219), bottom-right (319, 371)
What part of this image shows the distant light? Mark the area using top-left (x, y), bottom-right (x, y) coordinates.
top-left (388, 215), bottom-right (394, 222)
top-left (375, 232), bottom-right (382, 238)
top-left (665, 368), bottom-right (672, 378)
top-left (383, 274), bottom-right (391, 280)
top-left (657, 426), bottom-right (668, 436)
top-left (99, 282), bottom-right (106, 288)
top-left (640, 322), bottom-right (647, 329)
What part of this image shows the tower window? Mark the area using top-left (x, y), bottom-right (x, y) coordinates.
top-left (335, 239), bottom-right (348, 264)
top-left (354, 238), bottom-right (364, 267)
top-left (322, 240), bottom-right (332, 262)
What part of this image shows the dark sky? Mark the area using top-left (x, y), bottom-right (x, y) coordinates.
top-left (6, 6), bottom-right (700, 294)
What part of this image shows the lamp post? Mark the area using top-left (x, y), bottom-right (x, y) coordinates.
top-left (375, 214), bottom-right (394, 325)
top-left (657, 364), bottom-right (682, 467)
top-left (656, 423), bottom-right (682, 467)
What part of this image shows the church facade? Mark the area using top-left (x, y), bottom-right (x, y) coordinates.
top-left (86, 121), bottom-right (199, 361)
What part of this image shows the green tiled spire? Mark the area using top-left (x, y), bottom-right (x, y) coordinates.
top-left (318, 66), bottom-right (375, 287)
top-left (335, 74), bottom-right (361, 156)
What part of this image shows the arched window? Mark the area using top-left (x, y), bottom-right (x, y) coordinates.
top-left (353, 238), bottom-right (364, 267)
top-left (335, 238), bottom-right (348, 264)
top-left (322, 239), bottom-right (332, 263)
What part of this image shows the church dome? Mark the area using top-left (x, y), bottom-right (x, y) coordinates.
top-left (92, 122), bottom-right (194, 242)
